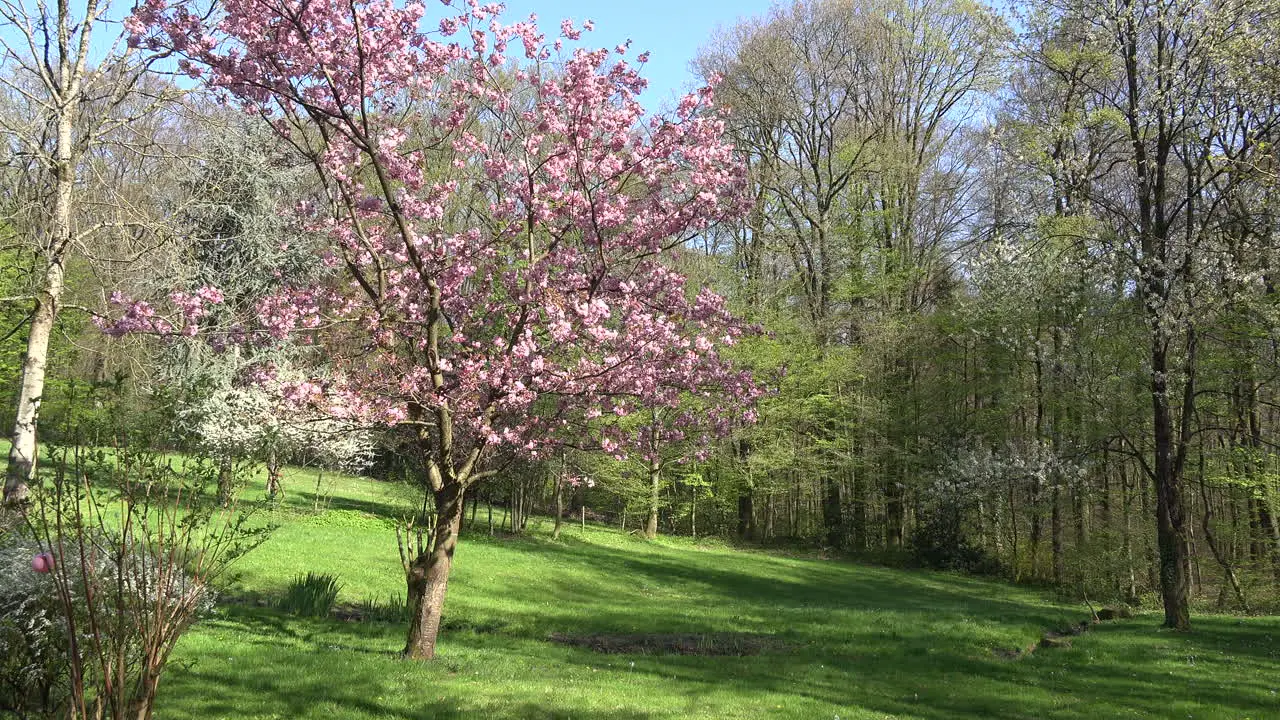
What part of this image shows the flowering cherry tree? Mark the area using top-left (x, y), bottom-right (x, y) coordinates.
top-left (125, 0), bottom-right (758, 658)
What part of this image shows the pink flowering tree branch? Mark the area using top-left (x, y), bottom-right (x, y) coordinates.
top-left (125, 0), bottom-right (758, 659)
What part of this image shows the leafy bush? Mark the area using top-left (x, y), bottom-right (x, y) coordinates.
top-left (909, 509), bottom-right (1002, 575)
top-left (0, 536), bottom-right (71, 718)
top-left (279, 573), bottom-right (342, 617)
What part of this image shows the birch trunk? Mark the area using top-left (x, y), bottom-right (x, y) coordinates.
top-left (4, 104), bottom-right (75, 503)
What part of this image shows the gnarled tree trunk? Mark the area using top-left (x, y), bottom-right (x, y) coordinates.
top-left (403, 483), bottom-right (466, 660)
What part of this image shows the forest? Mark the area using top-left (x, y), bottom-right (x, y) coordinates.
top-left (1, 0), bottom-right (1279, 717)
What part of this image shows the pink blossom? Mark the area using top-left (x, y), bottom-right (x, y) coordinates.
top-left (31, 552), bottom-right (54, 573)
top-left (120, 0), bottom-right (760, 470)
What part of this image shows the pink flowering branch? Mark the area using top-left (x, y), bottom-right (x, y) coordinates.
top-left (95, 287), bottom-right (225, 338)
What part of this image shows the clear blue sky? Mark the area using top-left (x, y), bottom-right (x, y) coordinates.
top-left (1, 0), bottom-right (777, 109)
top-left (495, 0), bottom-right (778, 111)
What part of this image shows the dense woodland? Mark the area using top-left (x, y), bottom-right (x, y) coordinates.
top-left (3, 0), bottom-right (1280, 671)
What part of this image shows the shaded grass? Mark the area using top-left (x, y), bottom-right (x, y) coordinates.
top-left (137, 470), bottom-right (1280, 719)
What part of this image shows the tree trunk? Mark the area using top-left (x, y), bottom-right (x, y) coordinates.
top-left (822, 476), bottom-right (842, 548)
top-left (645, 460), bottom-right (660, 540)
top-left (1051, 483), bottom-right (1064, 585)
top-left (691, 485), bottom-right (697, 539)
top-left (763, 493), bottom-right (774, 540)
top-left (1200, 469), bottom-right (1249, 613)
top-left (552, 469), bottom-right (564, 540)
top-left (403, 483), bottom-right (465, 660)
top-left (1152, 341), bottom-right (1191, 630)
top-left (4, 250), bottom-right (67, 504)
top-left (265, 449), bottom-right (283, 500)
top-left (737, 487), bottom-right (755, 541)
top-left (4, 67), bottom-right (80, 505)
top-left (1121, 462), bottom-right (1138, 601)
top-left (851, 467), bottom-right (867, 552)
top-left (217, 455), bottom-right (234, 507)
top-left (885, 469), bottom-right (904, 549)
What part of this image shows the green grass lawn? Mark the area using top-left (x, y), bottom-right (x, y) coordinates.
top-left (143, 467), bottom-right (1279, 719)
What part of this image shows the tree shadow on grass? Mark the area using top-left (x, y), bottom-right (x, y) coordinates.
top-left (456, 531), bottom-right (1078, 633)
top-left (289, 489), bottom-right (413, 520)
top-left (165, 660), bottom-right (656, 720)
top-left (182, 529), bottom-right (1279, 720)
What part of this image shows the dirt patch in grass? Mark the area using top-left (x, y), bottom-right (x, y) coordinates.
top-left (993, 607), bottom-right (1135, 660)
top-left (549, 632), bottom-right (788, 656)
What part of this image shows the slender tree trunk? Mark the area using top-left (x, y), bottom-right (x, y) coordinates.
top-left (737, 440), bottom-right (755, 541)
top-left (217, 455), bottom-right (234, 507)
top-left (691, 485), bottom-right (697, 539)
top-left (851, 466), bottom-right (866, 552)
top-left (404, 483), bottom-right (465, 660)
top-left (1199, 466), bottom-right (1249, 612)
top-left (737, 489), bottom-right (755, 541)
top-left (885, 467), bottom-right (904, 549)
top-left (1152, 340), bottom-right (1191, 629)
top-left (823, 476), bottom-right (842, 548)
top-left (1121, 462), bottom-right (1138, 601)
top-left (552, 467), bottom-right (564, 541)
top-left (4, 228), bottom-right (69, 502)
top-left (645, 460), bottom-right (661, 540)
top-left (1029, 484), bottom-right (1042, 578)
top-left (265, 448), bottom-right (283, 500)
top-left (504, 484), bottom-right (514, 530)
top-left (1008, 480), bottom-right (1021, 581)
top-left (763, 493), bottom-right (774, 541)
top-left (1051, 483), bottom-right (1064, 586)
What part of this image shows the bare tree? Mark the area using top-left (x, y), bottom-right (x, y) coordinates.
top-left (0, 0), bottom-right (177, 503)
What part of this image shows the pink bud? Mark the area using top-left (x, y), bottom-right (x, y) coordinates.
top-left (31, 552), bottom-right (54, 573)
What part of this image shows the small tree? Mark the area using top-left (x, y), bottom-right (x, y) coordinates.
top-left (180, 367), bottom-right (377, 499)
top-left (123, 0), bottom-right (760, 659)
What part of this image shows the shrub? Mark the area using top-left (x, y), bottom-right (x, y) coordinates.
top-left (279, 573), bottom-right (342, 617)
top-left (9, 445), bottom-right (267, 720)
top-left (909, 508), bottom-right (1002, 575)
top-left (0, 535), bottom-right (71, 718)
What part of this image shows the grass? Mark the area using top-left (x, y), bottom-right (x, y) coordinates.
top-left (55, 465), bottom-right (1280, 719)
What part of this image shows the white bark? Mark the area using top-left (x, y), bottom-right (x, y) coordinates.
top-left (3, 22), bottom-right (81, 501)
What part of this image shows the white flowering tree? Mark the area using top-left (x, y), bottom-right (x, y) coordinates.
top-left (153, 122), bottom-right (378, 495)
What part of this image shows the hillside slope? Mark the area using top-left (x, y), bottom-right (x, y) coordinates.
top-left (158, 469), bottom-right (1279, 719)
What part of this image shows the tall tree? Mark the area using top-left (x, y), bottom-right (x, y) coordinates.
top-left (0, 0), bottom-right (176, 502)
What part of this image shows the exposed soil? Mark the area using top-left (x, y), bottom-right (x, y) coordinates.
top-left (993, 606), bottom-right (1134, 661)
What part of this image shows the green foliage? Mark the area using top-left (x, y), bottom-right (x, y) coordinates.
top-left (909, 508), bottom-right (1003, 575)
top-left (278, 573), bottom-right (342, 618)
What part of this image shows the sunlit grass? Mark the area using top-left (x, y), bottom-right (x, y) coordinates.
top-left (138, 467), bottom-right (1280, 719)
